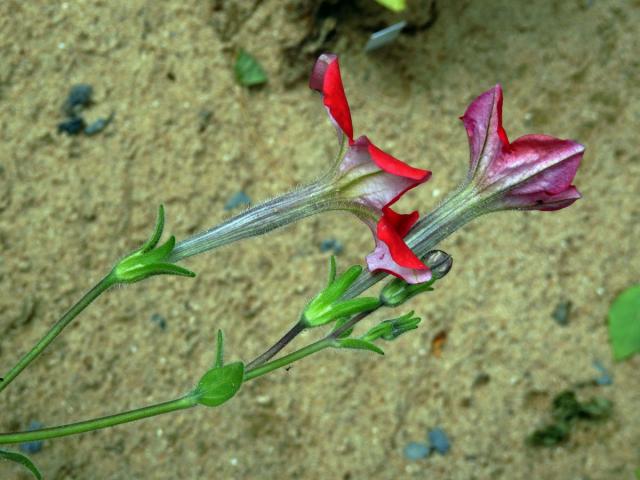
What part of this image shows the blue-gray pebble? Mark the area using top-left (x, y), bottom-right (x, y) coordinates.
top-left (224, 191), bottom-right (251, 210)
top-left (64, 84), bottom-right (93, 115)
top-left (19, 421), bottom-right (44, 454)
top-left (403, 441), bottom-right (430, 460)
top-left (427, 428), bottom-right (450, 455)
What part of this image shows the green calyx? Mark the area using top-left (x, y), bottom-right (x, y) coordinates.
top-left (362, 311), bottom-right (421, 342)
top-left (380, 277), bottom-right (435, 307)
top-left (302, 257), bottom-right (380, 328)
top-left (110, 205), bottom-right (195, 284)
top-left (192, 331), bottom-right (245, 407)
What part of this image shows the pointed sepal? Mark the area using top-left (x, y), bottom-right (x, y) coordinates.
top-left (110, 205), bottom-right (196, 284)
top-left (334, 338), bottom-right (384, 355)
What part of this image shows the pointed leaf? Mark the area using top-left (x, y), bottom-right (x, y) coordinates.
top-left (148, 263), bottom-right (196, 278)
top-left (139, 205), bottom-right (165, 253)
top-left (215, 330), bottom-right (224, 368)
top-left (608, 285), bottom-right (640, 361)
top-left (321, 265), bottom-right (363, 305)
top-left (195, 362), bottom-right (244, 407)
top-left (327, 256), bottom-right (337, 288)
top-left (331, 317), bottom-right (353, 338)
top-left (313, 297), bottom-right (379, 326)
top-left (0, 449), bottom-right (42, 480)
top-left (335, 338), bottom-right (384, 355)
top-left (145, 235), bottom-right (176, 263)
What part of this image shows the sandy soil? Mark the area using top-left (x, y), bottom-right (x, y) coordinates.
top-left (1, 0), bottom-right (639, 479)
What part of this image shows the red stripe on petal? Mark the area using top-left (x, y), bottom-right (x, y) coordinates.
top-left (376, 208), bottom-right (426, 270)
top-left (310, 54), bottom-right (354, 142)
top-left (367, 142), bottom-right (431, 181)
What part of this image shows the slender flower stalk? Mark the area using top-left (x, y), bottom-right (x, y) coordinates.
top-left (169, 53), bottom-right (432, 284)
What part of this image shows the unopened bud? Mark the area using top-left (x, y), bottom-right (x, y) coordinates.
top-left (423, 250), bottom-right (453, 280)
top-left (380, 250), bottom-right (452, 307)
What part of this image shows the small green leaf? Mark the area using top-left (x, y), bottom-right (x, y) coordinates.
top-left (635, 467), bottom-right (640, 480)
top-left (214, 330), bottom-right (224, 368)
top-left (331, 317), bottom-right (353, 338)
top-left (0, 449), bottom-right (42, 480)
top-left (374, 0), bottom-right (406, 12)
top-left (195, 362), bottom-right (244, 407)
top-left (144, 235), bottom-right (176, 263)
top-left (335, 338), bottom-right (384, 355)
top-left (235, 50), bottom-right (267, 87)
top-left (608, 285), bottom-right (640, 361)
top-left (327, 256), bottom-right (337, 288)
top-left (139, 205), bottom-right (165, 253)
top-left (321, 265), bottom-right (363, 305)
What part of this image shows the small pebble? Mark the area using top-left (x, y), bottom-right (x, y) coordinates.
top-left (427, 428), bottom-right (451, 455)
top-left (84, 113), bottom-right (113, 136)
top-left (151, 313), bottom-right (167, 331)
top-left (224, 191), bottom-right (251, 211)
top-left (403, 441), bottom-right (430, 461)
top-left (57, 117), bottom-right (86, 135)
top-left (319, 238), bottom-right (343, 255)
top-left (592, 360), bottom-right (613, 386)
top-left (552, 300), bottom-right (572, 326)
top-left (19, 421), bottom-right (44, 454)
top-left (64, 84), bottom-right (93, 116)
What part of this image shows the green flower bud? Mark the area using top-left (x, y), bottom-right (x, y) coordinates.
top-left (302, 258), bottom-right (381, 327)
top-left (380, 250), bottom-right (452, 307)
top-left (362, 311), bottom-right (421, 342)
top-left (110, 205), bottom-right (195, 284)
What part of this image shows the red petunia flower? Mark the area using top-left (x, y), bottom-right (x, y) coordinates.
top-left (310, 53), bottom-right (431, 283)
top-left (461, 85), bottom-right (584, 211)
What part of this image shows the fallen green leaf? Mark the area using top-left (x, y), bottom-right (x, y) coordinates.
top-left (608, 284), bottom-right (640, 360)
top-left (235, 50), bottom-right (268, 87)
top-left (374, 0), bottom-right (406, 12)
top-left (0, 449), bottom-right (42, 480)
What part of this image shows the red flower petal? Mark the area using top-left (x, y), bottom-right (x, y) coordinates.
top-left (376, 207), bottom-right (426, 270)
top-left (309, 53), bottom-right (354, 143)
top-left (367, 141), bottom-right (431, 182)
top-left (340, 136), bottom-right (431, 209)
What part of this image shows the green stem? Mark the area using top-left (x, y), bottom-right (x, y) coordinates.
top-left (0, 340), bottom-right (332, 444)
top-left (244, 338), bottom-right (332, 381)
top-left (0, 395), bottom-right (196, 444)
top-left (0, 273), bottom-right (116, 394)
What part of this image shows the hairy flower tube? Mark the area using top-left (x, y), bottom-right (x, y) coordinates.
top-left (169, 54), bottom-right (431, 284)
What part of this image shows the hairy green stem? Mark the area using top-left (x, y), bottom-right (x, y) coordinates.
top-left (0, 273), bottom-right (116, 394)
top-left (0, 395), bottom-right (196, 444)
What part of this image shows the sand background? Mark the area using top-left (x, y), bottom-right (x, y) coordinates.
top-left (1, 0), bottom-right (639, 478)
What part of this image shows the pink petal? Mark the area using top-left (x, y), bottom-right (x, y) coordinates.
top-left (366, 241), bottom-right (432, 284)
top-left (340, 136), bottom-right (431, 210)
top-left (494, 135), bottom-right (584, 195)
top-left (309, 53), bottom-right (354, 143)
top-left (503, 185), bottom-right (582, 211)
top-left (460, 85), bottom-right (509, 178)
